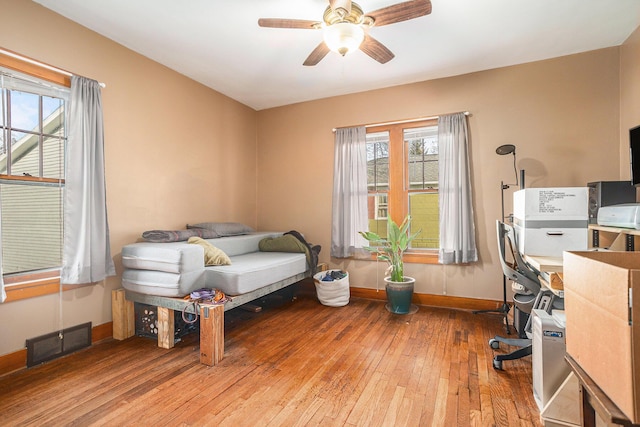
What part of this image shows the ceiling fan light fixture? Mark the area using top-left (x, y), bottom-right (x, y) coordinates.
top-left (323, 22), bottom-right (364, 56)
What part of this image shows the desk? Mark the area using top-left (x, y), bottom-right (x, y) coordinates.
top-left (589, 224), bottom-right (640, 251)
top-left (524, 254), bottom-right (564, 297)
top-left (525, 255), bottom-right (563, 273)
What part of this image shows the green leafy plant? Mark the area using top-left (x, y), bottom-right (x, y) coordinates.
top-left (359, 215), bottom-right (421, 282)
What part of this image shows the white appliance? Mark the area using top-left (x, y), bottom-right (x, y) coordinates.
top-left (513, 187), bottom-right (589, 257)
top-left (532, 309), bottom-right (570, 412)
top-left (597, 203), bottom-right (640, 229)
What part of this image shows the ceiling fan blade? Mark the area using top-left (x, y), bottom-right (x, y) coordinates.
top-left (360, 35), bottom-right (395, 64)
top-left (329, 0), bottom-right (352, 14)
top-left (303, 42), bottom-right (331, 66)
top-left (367, 0), bottom-right (432, 27)
top-left (258, 18), bottom-right (320, 29)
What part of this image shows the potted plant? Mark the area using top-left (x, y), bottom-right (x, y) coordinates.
top-left (360, 215), bottom-right (420, 314)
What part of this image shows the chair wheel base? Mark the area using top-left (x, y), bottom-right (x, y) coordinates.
top-left (493, 358), bottom-right (503, 370)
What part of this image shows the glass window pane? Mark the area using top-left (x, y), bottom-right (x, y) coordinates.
top-left (42, 96), bottom-right (63, 135)
top-left (367, 193), bottom-right (388, 237)
top-left (409, 192), bottom-right (439, 249)
top-left (43, 135), bottom-right (64, 179)
top-left (1, 89), bottom-right (6, 158)
top-left (9, 130), bottom-right (39, 177)
top-left (0, 89), bottom-right (5, 128)
top-left (375, 194), bottom-right (388, 219)
top-left (0, 130), bottom-right (5, 160)
top-left (366, 131), bottom-right (389, 192)
top-left (1, 183), bottom-right (63, 274)
top-left (405, 126), bottom-right (438, 191)
top-left (10, 90), bottom-right (39, 132)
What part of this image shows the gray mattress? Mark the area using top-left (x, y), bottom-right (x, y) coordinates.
top-left (120, 232), bottom-right (282, 273)
top-left (121, 242), bottom-right (203, 274)
top-left (205, 251), bottom-right (306, 295)
top-left (120, 232), bottom-right (306, 297)
top-left (121, 269), bottom-right (205, 297)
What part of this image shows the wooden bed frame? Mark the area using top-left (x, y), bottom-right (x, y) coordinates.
top-left (111, 271), bottom-right (309, 366)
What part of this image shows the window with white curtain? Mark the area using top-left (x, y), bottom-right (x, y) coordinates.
top-left (365, 119), bottom-right (439, 252)
top-left (0, 69), bottom-right (68, 278)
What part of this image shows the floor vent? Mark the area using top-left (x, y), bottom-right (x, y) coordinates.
top-left (26, 322), bottom-right (92, 367)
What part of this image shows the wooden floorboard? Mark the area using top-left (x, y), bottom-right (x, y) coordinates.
top-left (0, 287), bottom-right (542, 426)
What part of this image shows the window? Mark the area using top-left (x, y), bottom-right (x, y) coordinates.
top-left (0, 69), bottom-right (68, 280)
top-left (366, 120), bottom-right (439, 255)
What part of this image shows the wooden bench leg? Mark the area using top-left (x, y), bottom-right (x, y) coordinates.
top-left (157, 307), bottom-right (175, 349)
top-left (199, 304), bottom-right (224, 366)
top-left (112, 289), bottom-right (134, 340)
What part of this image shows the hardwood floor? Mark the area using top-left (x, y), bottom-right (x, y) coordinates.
top-left (0, 286), bottom-right (542, 426)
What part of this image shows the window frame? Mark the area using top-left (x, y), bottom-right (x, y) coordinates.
top-left (0, 49), bottom-right (71, 302)
top-left (367, 119), bottom-right (439, 264)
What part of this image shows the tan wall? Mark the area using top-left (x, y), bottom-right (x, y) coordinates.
top-left (0, 0), bottom-right (257, 356)
top-left (257, 48), bottom-right (621, 301)
top-left (620, 25), bottom-right (640, 178)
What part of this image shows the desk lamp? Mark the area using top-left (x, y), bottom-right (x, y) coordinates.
top-left (473, 144), bottom-right (520, 334)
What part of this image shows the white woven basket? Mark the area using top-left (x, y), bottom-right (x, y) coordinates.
top-left (313, 270), bottom-right (350, 307)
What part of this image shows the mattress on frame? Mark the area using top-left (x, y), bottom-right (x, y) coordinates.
top-left (122, 269), bottom-right (205, 297)
top-left (204, 251), bottom-right (307, 296)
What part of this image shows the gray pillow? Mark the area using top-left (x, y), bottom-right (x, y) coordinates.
top-left (186, 222), bottom-right (255, 236)
top-left (142, 228), bottom-right (219, 243)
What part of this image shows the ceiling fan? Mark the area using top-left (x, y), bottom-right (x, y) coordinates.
top-left (258, 0), bottom-right (432, 66)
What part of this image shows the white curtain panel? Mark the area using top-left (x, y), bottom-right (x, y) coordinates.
top-left (331, 126), bottom-right (370, 258)
top-left (438, 113), bottom-right (478, 264)
top-left (61, 76), bottom-right (115, 284)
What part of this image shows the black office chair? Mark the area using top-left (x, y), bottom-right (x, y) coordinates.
top-left (490, 220), bottom-right (561, 370)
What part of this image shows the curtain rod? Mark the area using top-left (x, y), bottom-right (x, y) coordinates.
top-left (0, 48), bottom-right (106, 88)
top-left (332, 111), bottom-right (470, 132)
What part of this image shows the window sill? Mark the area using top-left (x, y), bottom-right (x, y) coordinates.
top-left (5, 277), bottom-right (61, 302)
top-left (3, 270), bottom-right (90, 303)
top-left (403, 251), bottom-right (440, 264)
top-left (359, 251), bottom-right (440, 265)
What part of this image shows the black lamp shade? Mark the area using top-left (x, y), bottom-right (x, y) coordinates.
top-left (496, 144), bottom-right (516, 155)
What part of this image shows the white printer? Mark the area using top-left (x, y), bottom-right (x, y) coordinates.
top-left (513, 187), bottom-right (589, 257)
top-left (597, 203), bottom-right (640, 229)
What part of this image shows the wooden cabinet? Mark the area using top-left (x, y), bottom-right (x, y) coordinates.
top-left (588, 224), bottom-right (640, 251)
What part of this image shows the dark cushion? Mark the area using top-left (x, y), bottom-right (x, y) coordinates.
top-left (142, 228), bottom-right (219, 243)
top-left (186, 222), bottom-right (255, 236)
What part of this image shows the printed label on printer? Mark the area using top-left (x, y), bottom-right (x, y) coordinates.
top-left (543, 330), bottom-right (564, 339)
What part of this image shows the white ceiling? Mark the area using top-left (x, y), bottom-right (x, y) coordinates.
top-left (33, 0), bottom-right (640, 111)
